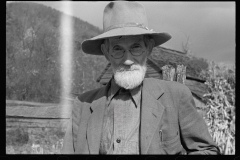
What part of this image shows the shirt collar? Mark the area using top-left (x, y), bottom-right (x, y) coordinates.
top-left (108, 77), bottom-right (142, 107)
top-left (108, 77), bottom-right (121, 101)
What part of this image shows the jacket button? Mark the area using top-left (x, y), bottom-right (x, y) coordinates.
top-left (116, 138), bottom-right (121, 143)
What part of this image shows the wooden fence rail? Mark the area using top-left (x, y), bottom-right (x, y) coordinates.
top-left (6, 99), bottom-right (73, 129)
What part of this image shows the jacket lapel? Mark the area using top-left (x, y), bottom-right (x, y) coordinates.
top-left (140, 78), bottom-right (165, 154)
top-left (87, 81), bottom-right (111, 154)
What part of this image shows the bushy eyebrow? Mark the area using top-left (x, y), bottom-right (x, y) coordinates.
top-left (112, 43), bottom-right (142, 49)
top-left (131, 43), bottom-right (141, 46)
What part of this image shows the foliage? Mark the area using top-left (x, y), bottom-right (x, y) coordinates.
top-left (200, 61), bottom-right (235, 155)
top-left (6, 127), bottom-right (64, 154)
top-left (6, 127), bottom-right (29, 146)
top-left (186, 55), bottom-right (209, 79)
top-left (6, 2), bottom-right (107, 103)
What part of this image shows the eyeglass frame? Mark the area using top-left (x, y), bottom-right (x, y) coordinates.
top-left (110, 44), bottom-right (146, 59)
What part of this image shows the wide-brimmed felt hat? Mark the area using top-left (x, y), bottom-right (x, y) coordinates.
top-left (81, 1), bottom-right (171, 55)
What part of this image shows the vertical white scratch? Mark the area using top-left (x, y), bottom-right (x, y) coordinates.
top-left (60, 1), bottom-right (73, 119)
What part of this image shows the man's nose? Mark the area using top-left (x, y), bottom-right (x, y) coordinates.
top-left (123, 50), bottom-right (134, 65)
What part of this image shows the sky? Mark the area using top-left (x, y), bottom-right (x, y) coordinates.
top-left (33, 1), bottom-right (235, 65)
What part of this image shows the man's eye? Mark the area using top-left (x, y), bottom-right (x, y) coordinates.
top-left (113, 47), bottom-right (122, 51)
top-left (132, 45), bottom-right (141, 49)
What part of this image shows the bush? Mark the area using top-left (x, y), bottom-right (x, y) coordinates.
top-left (200, 61), bottom-right (235, 155)
top-left (6, 127), bottom-right (64, 154)
top-left (6, 127), bottom-right (29, 146)
top-left (187, 55), bottom-right (209, 79)
top-left (53, 127), bottom-right (65, 139)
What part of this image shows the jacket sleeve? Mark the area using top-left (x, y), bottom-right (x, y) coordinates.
top-left (178, 85), bottom-right (220, 155)
top-left (61, 97), bottom-right (82, 154)
top-left (61, 116), bottom-right (75, 154)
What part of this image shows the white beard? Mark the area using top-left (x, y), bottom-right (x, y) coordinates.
top-left (112, 63), bottom-right (147, 90)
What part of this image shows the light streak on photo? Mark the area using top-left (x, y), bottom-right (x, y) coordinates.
top-left (59, 1), bottom-right (73, 120)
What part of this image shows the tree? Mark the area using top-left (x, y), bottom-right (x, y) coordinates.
top-left (182, 34), bottom-right (192, 55)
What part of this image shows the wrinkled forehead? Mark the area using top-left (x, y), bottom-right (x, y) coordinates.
top-left (109, 35), bottom-right (144, 46)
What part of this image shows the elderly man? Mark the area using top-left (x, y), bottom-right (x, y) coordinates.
top-left (62, 1), bottom-right (220, 154)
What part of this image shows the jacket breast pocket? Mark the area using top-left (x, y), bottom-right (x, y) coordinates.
top-left (159, 130), bottom-right (180, 149)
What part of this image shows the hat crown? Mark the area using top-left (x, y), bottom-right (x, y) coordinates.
top-left (81, 2), bottom-right (171, 55)
top-left (103, 2), bottom-right (148, 32)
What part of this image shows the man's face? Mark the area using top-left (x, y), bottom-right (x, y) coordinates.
top-left (103, 35), bottom-right (152, 89)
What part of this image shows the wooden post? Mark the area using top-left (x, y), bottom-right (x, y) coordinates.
top-left (161, 65), bottom-right (175, 81)
top-left (176, 65), bottom-right (186, 84)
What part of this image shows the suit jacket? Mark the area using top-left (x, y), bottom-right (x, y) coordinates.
top-left (61, 78), bottom-right (220, 154)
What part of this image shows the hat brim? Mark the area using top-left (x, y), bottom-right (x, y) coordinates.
top-left (82, 27), bottom-right (171, 55)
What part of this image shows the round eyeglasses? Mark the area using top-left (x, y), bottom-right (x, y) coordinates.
top-left (110, 45), bottom-right (145, 59)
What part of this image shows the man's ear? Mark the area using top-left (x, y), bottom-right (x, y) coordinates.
top-left (147, 38), bottom-right (155, 56)
top-left (101, 43), bottom-right (110, 61)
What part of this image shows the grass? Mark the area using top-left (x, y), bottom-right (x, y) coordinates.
top-left (6, 126), bottom-right (65, 154)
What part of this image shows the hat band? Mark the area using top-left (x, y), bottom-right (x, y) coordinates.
top-left (105, 22), bottom-right (152, 32)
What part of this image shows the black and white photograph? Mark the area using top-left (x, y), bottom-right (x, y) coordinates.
top-left (6, 1), bottom-right (235, 155)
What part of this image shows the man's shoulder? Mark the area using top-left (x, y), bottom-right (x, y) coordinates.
top-left (145, 77), bottom-right (186, 87)
top-left (77, 85), bottom-right (107, 103)
top-left (144, 78), bottom-right (191, 93)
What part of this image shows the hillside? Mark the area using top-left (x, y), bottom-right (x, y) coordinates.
top-left (6, 2), bottom-right (108, 103)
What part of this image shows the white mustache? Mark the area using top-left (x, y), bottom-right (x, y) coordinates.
top-left (116, 65), bottom-right (141, 72)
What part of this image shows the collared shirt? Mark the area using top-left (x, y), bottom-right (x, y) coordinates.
top-left (99, 78), bottom-right (142, 154)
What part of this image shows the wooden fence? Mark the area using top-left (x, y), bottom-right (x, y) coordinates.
top-left (6, 99), bottom-right (73, 130)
